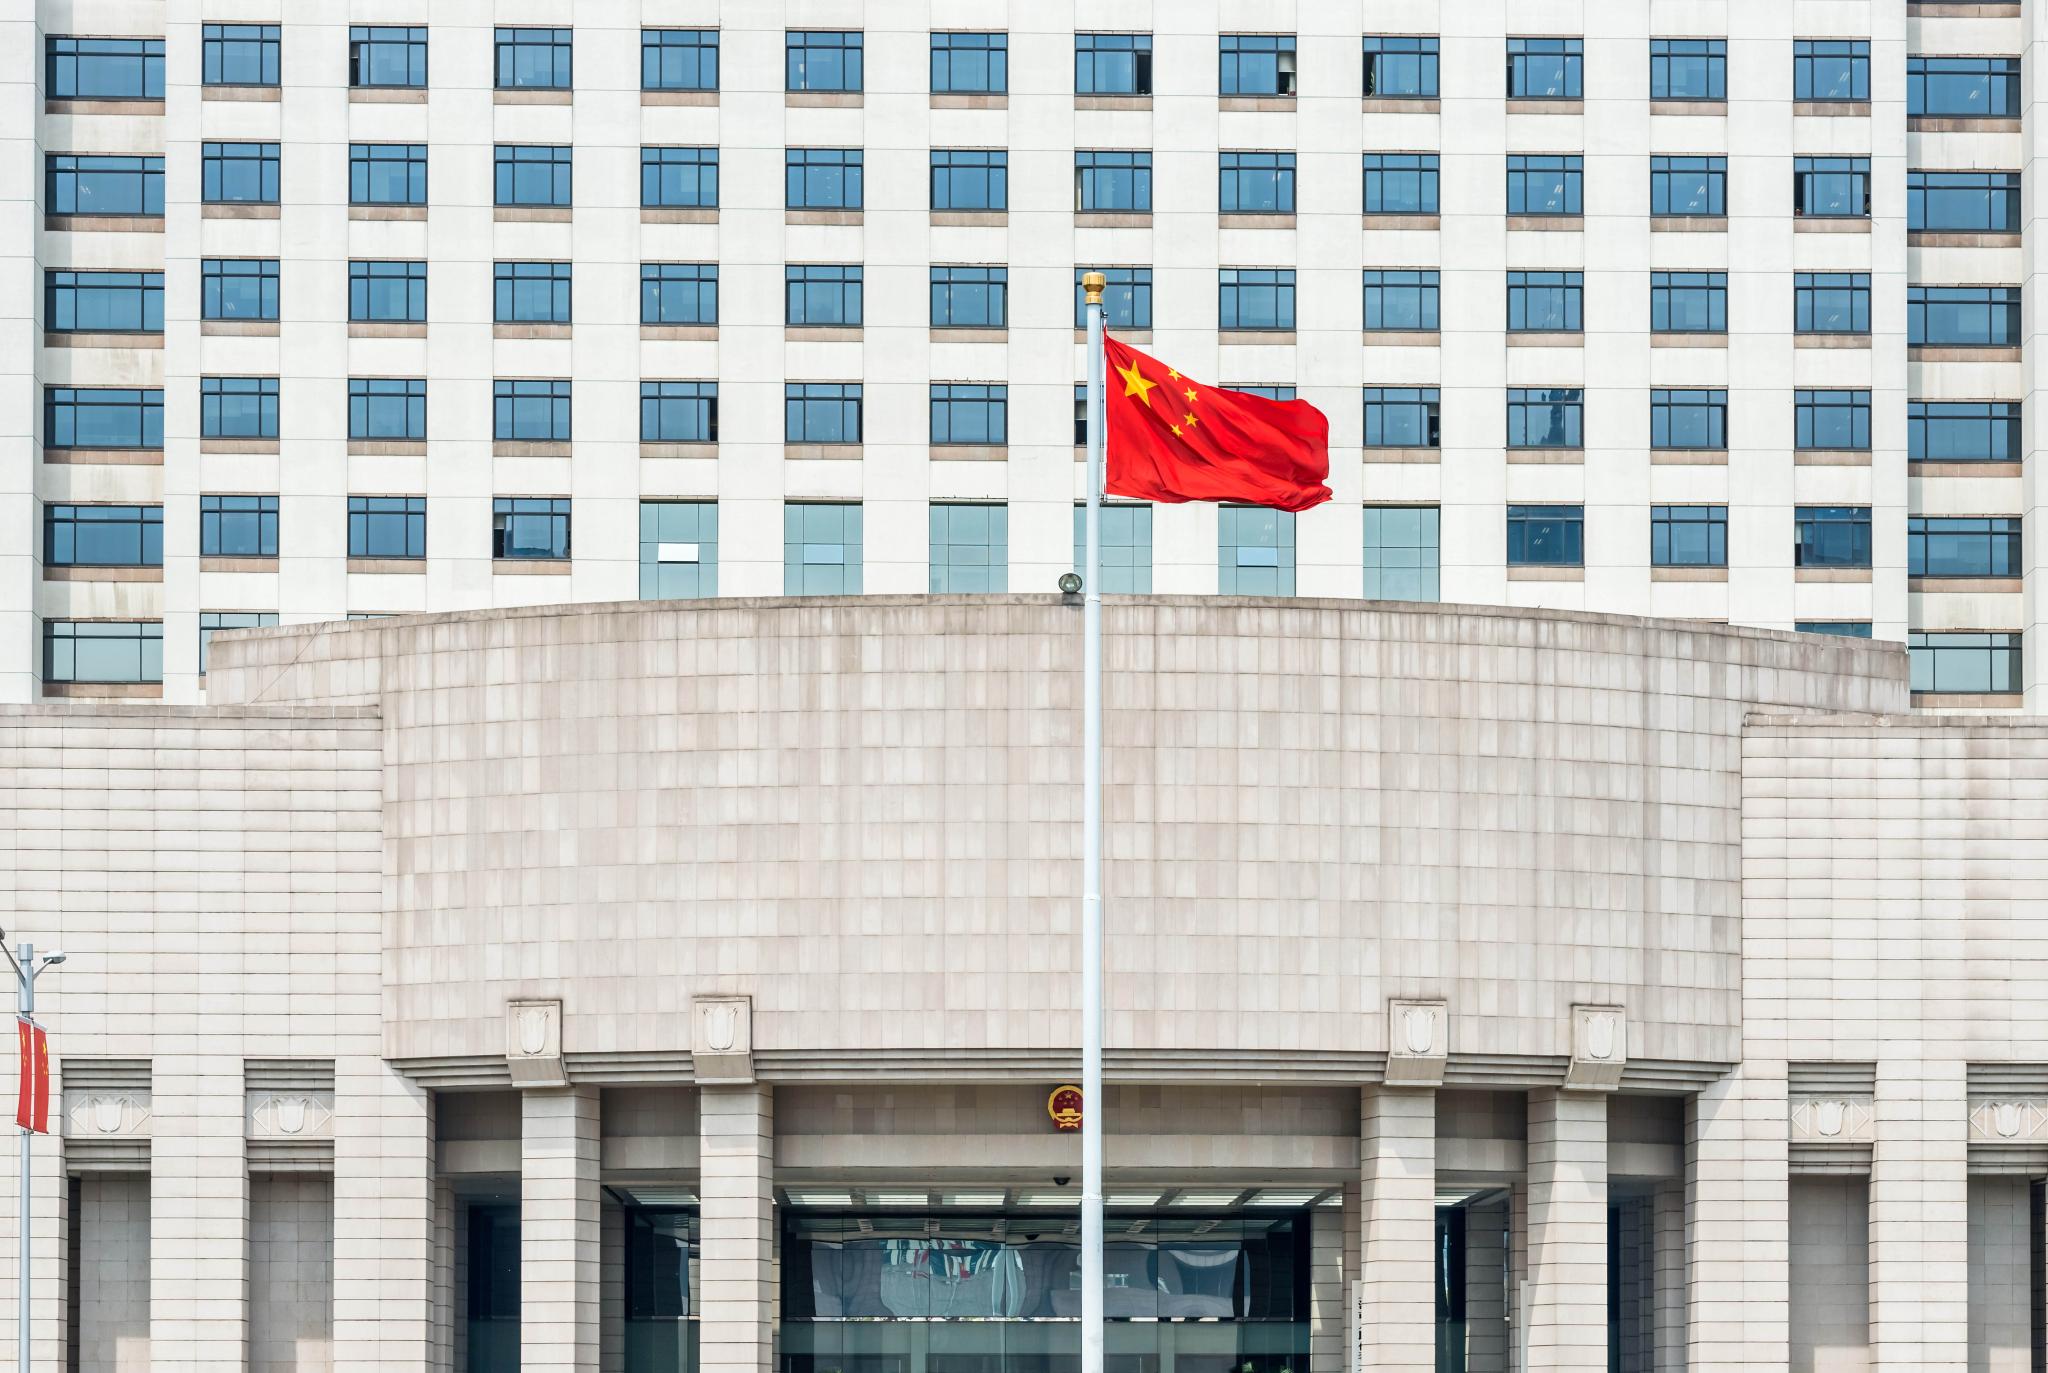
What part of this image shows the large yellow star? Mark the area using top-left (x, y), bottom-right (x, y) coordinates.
top-left (1117, 358), bottom-right (1157, 407)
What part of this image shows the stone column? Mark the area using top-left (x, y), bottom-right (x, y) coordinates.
top-left (700, 1084), bottom-right (774, 1373)
top-left (1685, 1065), bottom-right (1788, 1373)
top-left (333, 1059), bottom-right (437, 1372)
top-left (149, 1053), bottom-right (249, 1373)
top-left (522, 1085), bottom-right (602, 1372)
top-left (1524, 1089), bottom-right (1606, 1371)
top-left (1465, 1197), bottom-right (1510, 1373)
top-left (1869, 1058), bottom-right (1968, 1371)
top-left (1651, 1181), bottom-right (1685, 1371)
top-left (1308, 1190), bottom-right (1347, 1372)
top-left (1356, 1086), bottom-right (1436, 1368)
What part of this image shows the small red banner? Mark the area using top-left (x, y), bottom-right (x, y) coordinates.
top-left (17, 1020), bottom-right (48, 1134)
top-left (31, 1024), bottom-right (49, 1134)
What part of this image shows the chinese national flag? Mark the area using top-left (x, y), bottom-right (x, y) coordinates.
top-left (1103, 335), bottom-right (1331, 513)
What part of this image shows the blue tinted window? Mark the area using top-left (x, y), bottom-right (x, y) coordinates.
top-left (1506, 389), bottom-right (1582, 448)
top-left (200, 377), bottom-right (279, 439)
top-left (1650, 390), bottom-right (1727, 451)
top-left (44, 621), bottom-right (161, 684)
top-left (639, 501), bottom-right (718, 600)
top-left (1077, 33), bottom-right (1152, 95)
top-left (348, 378), bottom-right (426, 441)
top-left (1794, 40), bottom-right (1869, 101)
top-left (46, 271), bottom-right (162, 332)
top-left (1909, 517), bottom-right (2022, 577)
top-left (1795, 506), bottom-right (1872, 568)
top-left (1220, 152), bottom-right (1295, 213)
top-left (44, 505), bottom-right (163, 566)
top-left (929, 504), bottom-right (1008, 593)
top-left (1506, 505), bottom-right (1583, 565)
top-left (1910, 401), bottom-right (2020, 462)
top-left (1794, 274), bottom-right (1871, 334)
top-left (1910, 171), bottom-right (2021, 232)
top-left (1220, 34), bottom-right (1295, 96)
top-left (1506, 271), bottom-right (1581, 332)
top-left (787, 265), bottom-right (863, 327)
top-left (48, 37), bottom-right (163, 99)
top-left (784, 503), bottom-right (862, 594)
top-left (349, 261), bottom-right (427, 322)
top-left (1363, 506), bottom-right (1439, 601)
top-left (1076, 269), bottom-right (1153, 329)
top-left (199, 494), bottom-right (279, 555)
top-left (1650, 272), bottom-right (1726, 334)
top-left (349, 497), bottom-right (427, 558)
top-left (1794, 391), bottom-right (1871, 450)
top-left (1219, 269), bottom-right (1294, 330)
top-left (932, 385), bottom-right (1007, 445)
top-left (786, 385), bottom-right (862, 444)
top-left (1794, 157), bottom-right (1871, 217)
top-left (493, 380), bottom-right (572, 442)
top-left (494, 262), bottom-right (571, 324)
top-left (1363, 271), bottom-right (1438, 331)
top-left (788, 31), bottom-right (862, 92)
top-left (349, 144), bottom-right (427, 205)
top-left (1507, 37), bottom-right (1582, 98)
top-left (44, 388), bottom-right (162, 449)
top-left (351, 27), bottom-right (426, 88)
top-left (1909, 57), bottom-right (2020, 118)
top-left (642, 263), bottom-right (717, 326)
top-left (48, 154), bottom-right (163, 216)
top-left (932, 150), bottom-right (1007, 210)
top-left (1364, 36), bottom-right (1437, 97)
top-left (931, 267), bottom-right (1006, 328)
top-left (496, 28), bottom-right (571, 89)
top-left (1650, 39), bottom-right (1724, 100)
top-left (932, 32), bottom-right (1006, 94)
top-left (202, 259), bottom-right (279, 321)
top-left (1074, 504), bottom-right (1153, 594)
top-left (1651, 505), bottom-right (1727, 567)
top-left (1363, 154), bottom-right (1438, 214)
top-left (641, 382), bottom-right (717, 443)
top-left (1363, 388), bottom-right (1439, 449)
top-left (493, 497), bottom-right (571, 559)
top-left (1651, 156), bottom-right (1725, 216)
top-left (643, 30), bottom-right (716, 91)
top-left (495, 145), bottom-right (572, 206)
top-left (1911, 633), bottom-right (2022, 694)
top-left (201, 142), bottom-right (280, 204)
top-left (1077, 152), bottom-right (1151, 212)
top-left (1218, 506), bottom-right (1296, 595)
top-left (203, 24), bottom-right (279, 86)
top-left (1909, 286), bottom-right (2021, 347)
top-left (786, 149), bottom-right (862, 209)
top-left (1507, 155), bottom-right (1582, 214)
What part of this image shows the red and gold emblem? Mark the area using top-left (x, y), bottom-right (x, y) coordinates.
top-left (1047, 1085), bottom-right (1083, 1132)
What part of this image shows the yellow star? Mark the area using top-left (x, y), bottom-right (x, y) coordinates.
top-left (1170, 424), bottom-right (1183, 437)
top-left (1167, 368), bottom-right (1181, 382)
top-left (1116, 358), bottom-right (1157, 407)
top-left (1183, 412), bottom-right (1198, 428)
top-left (1184, 387), bottom-right (1197, 404)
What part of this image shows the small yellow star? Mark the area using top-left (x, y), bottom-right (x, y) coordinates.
top-left (1167, 368), bottom-right (1181, 382)
top-left (1183, 412), bottom-right (1198, 428)
top-left (1116, 358), bottom-right (1157, 407)
top-left (1184, 387), bottom-right (1197, 404)
top-left (1170, 424), bottom-right (1182, 437)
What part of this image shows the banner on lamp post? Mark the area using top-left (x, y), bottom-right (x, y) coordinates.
top-left (15, 1019), bottom-right (48, 1134)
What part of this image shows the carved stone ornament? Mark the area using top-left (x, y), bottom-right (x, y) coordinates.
top-left (692, 995), bottom-right (755, 1083)
top-left (63, 1092), bottom-right (151, 1139)
top-left (1969, 1099), bottom-right (2048, 1144)
top-left (1789, 1096), bottom-right (1875, 1145)
top-left (1384, 999), bottom-right (1449, 1086)
top-left (504, 998), bottom-right (567, 1088)
top-left (1564, 1004), bottom-right (1627, 1091)
top-left (248, 1093), bottom-right (335, 1140)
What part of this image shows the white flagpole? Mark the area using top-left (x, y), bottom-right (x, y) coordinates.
top-left (1079, 271), bottom-right (1107, 1373)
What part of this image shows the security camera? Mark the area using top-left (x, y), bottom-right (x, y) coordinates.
top-left (1058, 572), bottom-right (1083, 595)
top-left (1053, 1176), bottom-right (1071, 1187)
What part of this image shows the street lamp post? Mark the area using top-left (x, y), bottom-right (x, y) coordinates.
top-left (9, 941), bottom-right (64, 1373)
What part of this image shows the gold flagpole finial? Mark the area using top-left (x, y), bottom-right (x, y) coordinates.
top-left (1082, 271), bottom-right (1106, 305)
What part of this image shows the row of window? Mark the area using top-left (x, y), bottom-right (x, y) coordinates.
top-left (46, 30), bottom-right (2015, 114)
top-left (57, 263), bottom-right (2005, 346)
top-left (34, 383), bottom-right (2020, 462)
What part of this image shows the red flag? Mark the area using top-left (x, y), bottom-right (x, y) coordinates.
top-left (14, 1019), bottom-right (29, 1131)
top-left (1103, 335), bottom-right (1331, 513)
top-left (31, 1024), bottom-right (49, 1134)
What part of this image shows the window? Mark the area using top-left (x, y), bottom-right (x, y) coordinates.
top-left (1651, 505), bottom-right (1727, 567)
top-left (786, 384), bottom-right (862, 444)
top-left (1794, 273), bottom-right (1871, 334)
top-left (1364, 36), bottom-right (1438, 98)
top-left (349, 497), bottom-right (427, 559)
top-left (1650, 156), bottom-right (1726, 216)
top-left (1363, 271), bottom-right (1439, 332)
top-left (351, 27), bottom-right (426, 89)
top-left (643, 30), bottom-right (716, 92)
top-left (1910, 171), bottom-right (2021, 233)
top-left (1506, 271), bottom-right (1582, 332)
top-left (932, 150), bottom-right (1007, 211)
top-left (1363, 154), bottom-right (1439, 214)
top-left (1795, 390), bottom-right (1871, 451)
top-left (199, 494), bottom-right (279, 556)
top-left (201, 377), bottom-right (278, 439)
top-left (349, 144), bottom-right (426, 206)
top-left (1909, 286), bottom-right (2021, 347)
top-left (1911, 401), bottom-right (2020, 463)
top-left (1506, 389), bottom-right (1582, 449)
top-left (786, 149), bottom-right (863, 209)
top-left (1651, 389), bottom-right (1727, 451)
top-left (642, 263), bottom-right (717, 326)
top-left (199, 610), bottom-right (278, 675)
top-left (1230, 386), bottom-right (1296, 402)
top-left (1650, 272), bottom-right (1727, 334)
top-left (1910, 517), bottom-right (2021, 578)
top-left (348, 378), bottom-right (426, 441)
top-left (1650, 39), bottom-right (1725, 100)
top-left (1219, 152), bottom-right (1295, 214)
top-left (1506, 505), bottom-right (1584, 566)
top-left (641, 147), bottom-right (717, 208)
top-left (48, 37), bottom-right (163, 99)
top-left (1075, 386), bottom-right (1089, 447)
top-left (43, 505), bottom-right (162, 567)
top-left (932, 32), bottom-right (1006, 94)
top-left (493, 498), bottom-right (571, 560)
top-left (1794, 157), bottom-right (1870, 217)
top-left (931, 267), bottom-right (1007, 328)
top-left (1218, 507), bottom-right (1296, 595)
top-left (785, 504), bottom-right (863, 594)
top-left (495, 28), bottom-right (570, 89)
top-left (496, 145), bottom-right (571, 207)
top-left (1076, 268), bottom-right (1153, 329)
top-left (201, 142), bottom-right (280, 204)
top-left (1794, 506), bottom-right (1872, 568)
top-left (1364, 506), bottom-right (1439, 601)
top-left (1077, 152), bottom-right (1152, 212)
top-left (203, 24), bottom-right (279, 87)
top-left (1507, 37), bottom-right (1582, 98)
top-left (1798, 622), bottom-right (1873, 638)
top-left (929, 505), bottom-right (1008, 593)
top-left (932, 384), bottom-right (1007, 446)
top-left (1794, 40), bottom-right (1870, 102)
top-left (1911, 632), bottom-right (2021, 694)
top-left (788, 31), bottom-right (862, 95)
top-left (1909, 57), bottom-right (2020, 118)
top-left (641, 382), bottom-right (718, 443)
top-left (1219, 269), bottom-right (1295, 330)
top-left (1075, 33), bottom-right (1153, 97)
top-left (47, 154), bottom-right (163, 216)
top-left (43, 621), bottom-right (161, 685)
top-left (1221, 34), bottom-right (1295, 96)
top-left (44, 388), bottom-right (161, 450)
top-left (494, 380), bottom-right (571, 442)
top-left (46, 271), bottom-right (161, 333)
top-left (1364, 388), bottom-right (1440, 449)
top-left (1074, 504), bottom-right (1154, 593)
top-left (201, 259), bottom-right (278, 322)
top-left (495, 262), bottom-right (572, 324)
top-left (1506, 155), bottom-right (1582, 215)
top-left (349, 261), bottom-right (427, 323)
top-left (640, 502), bottom-right (718, 600)
top-left (787, 265), bottom-right (863, 327)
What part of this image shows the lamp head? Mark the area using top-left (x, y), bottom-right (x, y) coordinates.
top-left (1058, 572), bottom-right (1083, 595)
top-left (40, 952), bottom-right (65, 967)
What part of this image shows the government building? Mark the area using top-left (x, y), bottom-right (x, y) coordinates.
top-left (4, 5), bottom-right (2048, 1373)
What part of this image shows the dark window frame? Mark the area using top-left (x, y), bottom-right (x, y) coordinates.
top-left (43, 387), bottom-right (163, 451)
top-left (348, 495), bottom-right (428, 559)
top-left (1076, 150), bottom-right (1152, 213)
top-left (641, 381), bottom-right (719, 444)
top-left (1220, 33), bottom-right (1297, 97)
top-left (43, 504), bottom-right (163, 567)
top-left (46, 154), bottom-right (164, 217)
top-left (1219, 151), bottom-right (1296, 214)
top-left (348, 259), bottom-right (428, 323)
top-left (1794, 272), bottom-right (1872, 335)
top-left (492, 496), bottom-right (572, 560)
top-left (1506, 154), bottom-right (1583, 216)
top-left (1650, 388), bottom-right (1728, 451)
top-left (642, 29), bottom-right (717, 92)
top-left (1793, 156), bottom-right (1872, 218)
top-left (201, 23), bottom-right (280, 88)
top-left (1794, 39), bottom-right (1871, 102)
top-left (1794, 389), bottom-right (1873, 451)
top-left (1506, 388), bottom-right (1584, 449)
top-left (43, 620), bottom-right (162, 685)
top-left (1506, 270), bottom-right (1582, 333)
top-left (786, 264), bottom-right (865, 327)
top-left (787, 30), bottom-right (863, 93)
top-left (351, 26), bottom-right (427, 89)
top-left (199, 376), bottom-right (280, 440)
top-left (1363, 153), bottom-right (1439, 214)
top-left (1908, 55), bottom-right (2021, 119)
top-left (1075, 268), bottom-right (1153, 329)
top-left (1506, 36), bottom-right (1583, 99)
top-left (199, 493), bottom-right (280, 557)
top-left (1908, 285), bottom-right (2021, 347)
top-left (45, 270), bottom-right (163, 334)
top-left (494, 27), bottom-right (572, 90)
top-left (200, 141), bottom-right (280, 205)
top-left (1364, 36), bottom-right (1439, 98)
top-left (1651, 504), bottom-right (1729, 568)
top-left (1650, 38), bottom-right (1725, 101)
top-left (201, 258), bottom-right (280, 322)
top-left (785, 383), bottom-right (864, 445)
top-left (1077, 32), bottom-right (1153, 95)
top-left (347, 377), bottom-right (427, 442)
top-left (641, 263), bottom-right (718, 326)
top-left (930, 266), bottom-right (1008, 329)
top-left (1910, 400), bottom-right (2021, 463)
top-left (786, 148), bottom-right (864, 210)
top-left (1908, 515), bottom-right (2022, 578)
top-left (931, 31), bottom-right (1007, 94)
top-left (493, 144), bottom-right (573, 208)
top-left (1650, 155), bottom-right (1726, 217)
top-left (47, 36), bottom-right (164, 100)
top-left (932, 149), bottom-right (1008, 211)
top-left (1363, 387), bottom-right (1440, 449)
top-left (1794, 505), bottom-right (1874, 568)
top-left (1218, 268), bottom-right (1296, 331)
top-left (492, 379), bottom-right (573, 442)
top-left (1909, 170), bottom-right (2021, 233)
top-left (1362, 270), bottom-right (1440, 332)
top-left (494, 260), bottom-right (573, 324)
top-left (1650, 271), bottom-right (1727, 334)
top-left (348, 143), bottom-right (427, 207)
top-left (1506, 504), bottom-right (1585, 566)
top-left (931, 383), bottom-right (1009, 446)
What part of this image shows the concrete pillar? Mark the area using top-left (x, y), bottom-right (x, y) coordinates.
top-left (1684, 1066), bottom-right (1788, 1373)
top-left (1869, 1058), bottom-right (1968, 1371)
top-left (1356, 1085), bottom-right (1436, 1369)
top-left (1465, 1198), bottom-right (1511, 1373)
top-left (602, 1196), bottom-right (625, 1373)
top-left (1525, 1089), bottom-right (1606, 1372)
top-left (149, 1053), bottom-right (249, 1373)
top-left (700, 1084), bottom-right (774, 1373)
top-left (1308, 1191), bottom-right (1347, 1371)
top-left (431, 1178), bottom-right (456, 1373)
top-left (1651, 1181), bottom-right (1685, 1371)
top-left (522, 1085), bottom-right (602, 1372)
top-left (333, 1060), bottom-right (437, 1371)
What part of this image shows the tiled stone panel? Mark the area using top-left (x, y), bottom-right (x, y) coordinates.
top-left (249, 1173), bottom-right (334, 1373)
top-left (1966, 1176), bottom-right (2032, 1373)
top-left (76, 1174), bottom-right (149, 1373)
top-left (1788, 1178), bottom-right (1871, 1373)
top-left (199, 598), bottom-right (1906, 1071)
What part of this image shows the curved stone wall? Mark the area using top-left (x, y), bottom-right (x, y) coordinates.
top-left (201, 596), bottom-right (1909, 1079)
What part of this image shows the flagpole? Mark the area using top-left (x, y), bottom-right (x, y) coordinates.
top-left (1079, 271), bottom-right (1107, 1373)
